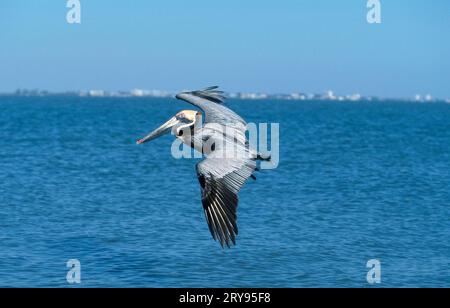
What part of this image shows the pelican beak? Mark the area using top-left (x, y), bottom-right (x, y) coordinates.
top-left (136, 116), bottom-right (179, 144)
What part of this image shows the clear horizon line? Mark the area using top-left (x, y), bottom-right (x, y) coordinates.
top-left (1, 88), bottom-right (449, 103)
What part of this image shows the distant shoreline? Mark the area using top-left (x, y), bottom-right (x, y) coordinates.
top-left (1, 94), bottom-right (449, 105)
top-left (0, 91), bottom-right (449, 104)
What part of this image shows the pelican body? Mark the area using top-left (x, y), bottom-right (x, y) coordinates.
top-left (137, 87), bottom-right (268, 248)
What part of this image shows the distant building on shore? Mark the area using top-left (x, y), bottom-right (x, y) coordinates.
top-left (88, 90), bottom-right (105, 97)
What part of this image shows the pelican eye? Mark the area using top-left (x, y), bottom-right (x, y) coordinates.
top-left (178, 129), bottom-right (184, 136)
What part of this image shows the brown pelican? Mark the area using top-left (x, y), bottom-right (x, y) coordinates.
top-left (137, 87), bottom-right (268, 248)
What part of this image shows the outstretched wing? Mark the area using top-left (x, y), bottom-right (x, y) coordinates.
top-left (178, 87), bottom-right (256, 247)
top-left (196, 142), bottom-right (256, 248)
top-left (176, 86), bottom-right (247, 129)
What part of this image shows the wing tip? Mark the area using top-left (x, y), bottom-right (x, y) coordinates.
top-left (176, 86), bottom-right (226, 104)
top-left (205, 207), bottom-right (238, 249)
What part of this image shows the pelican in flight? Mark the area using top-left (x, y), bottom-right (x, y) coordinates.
top-left (137, 87), bottom-right (269, 248)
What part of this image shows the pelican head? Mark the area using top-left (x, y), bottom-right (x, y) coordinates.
top-left (137, 110), bottom-right (201, 144)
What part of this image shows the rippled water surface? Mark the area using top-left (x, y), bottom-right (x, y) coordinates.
top-left (0, 96), bottom-right (449, 287)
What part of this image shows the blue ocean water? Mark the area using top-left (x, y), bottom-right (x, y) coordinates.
top-left (0, 96), bottom-right (449, 288)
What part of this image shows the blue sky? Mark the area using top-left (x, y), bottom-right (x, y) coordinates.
top-left (0, 0), bottom-right (449, 98)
